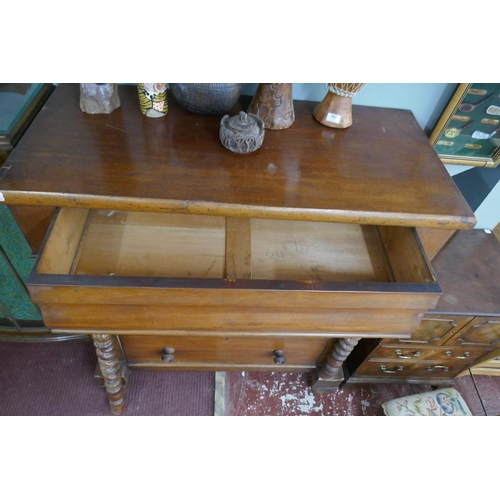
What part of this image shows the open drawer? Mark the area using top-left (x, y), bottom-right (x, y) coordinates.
top-left (27, 207), bottom-right (442, 336)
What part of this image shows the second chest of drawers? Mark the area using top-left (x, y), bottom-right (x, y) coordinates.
top-left (345, 230), bottom-right (500, 385)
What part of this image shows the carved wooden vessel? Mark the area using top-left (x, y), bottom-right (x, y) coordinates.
top-left (248, 83), bottom-right (295, 130)
top-left (313, 83), bottom-right (365, 129)
top-left (79, 83), bottom-right (120, 114)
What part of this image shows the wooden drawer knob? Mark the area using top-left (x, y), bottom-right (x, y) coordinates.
top-left (379, 365), bottom-right (404, 373)
top-left (273, 349), bottom-right (286, 364)
top-left (162, 347), bottom-right (175, 363)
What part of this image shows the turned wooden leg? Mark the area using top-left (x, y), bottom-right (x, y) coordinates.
top-left (93, 335), bottom-right (129, 389)
top-left (311, 337), bottom-right (360, 392)
top-left (92, 334), bottom-right (127, 415)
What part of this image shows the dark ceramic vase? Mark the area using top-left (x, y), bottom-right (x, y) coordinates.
top-left (170, 83), bottom-right (242, 115)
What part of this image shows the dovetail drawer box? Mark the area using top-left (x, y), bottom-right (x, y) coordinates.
top-left (1, 84), bottom-right (476, 413)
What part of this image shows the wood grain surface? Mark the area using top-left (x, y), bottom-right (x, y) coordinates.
top-left (430, 229), bottom-right (500, 315)
top-left (0, 84), bottom-right (475, 229)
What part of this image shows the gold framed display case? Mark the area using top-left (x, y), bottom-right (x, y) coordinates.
top-left (0, 83), bottom-right (54, 151)
top-left (430, 83), bottom-right (500, 168)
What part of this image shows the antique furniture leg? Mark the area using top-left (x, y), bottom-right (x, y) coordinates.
top-left (311, 337), bottom-right (360, 392)
top-left (93, 335), bottom-right (129, 389)
top-left (92, 334), bottom-right (127, 415)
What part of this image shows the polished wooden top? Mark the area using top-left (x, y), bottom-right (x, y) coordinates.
top-left (431, 230), bottom-right (500, 315)
top-left (0, 84), bottom-right (475, 228)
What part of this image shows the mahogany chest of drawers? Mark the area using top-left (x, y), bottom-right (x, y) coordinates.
top-left (0, 84), bottom-right (476, 413)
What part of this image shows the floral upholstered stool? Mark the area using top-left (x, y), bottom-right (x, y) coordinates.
top-left (382, 388), bottom-right (473, 416)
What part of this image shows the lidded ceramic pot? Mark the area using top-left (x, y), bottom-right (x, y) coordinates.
top-left (220, 111), bottom-right (265, 154)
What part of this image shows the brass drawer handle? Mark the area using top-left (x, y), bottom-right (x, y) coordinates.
top-left (379, 365), bottom-right (404, 373)
top-left (394, 349), bottom-right (420, 359)
top-left (273, 350), bottom-right (286, 364)
top-left (426, 365), bottom-right (449, 372)
top-left (162, 347), bottom-right (175, 363)
top-left (445, 351), bottom-right (469, 359)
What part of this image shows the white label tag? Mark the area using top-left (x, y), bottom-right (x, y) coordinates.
top-left (0, 192), bottom-right (4, 201)
top-left (326, 112), bottom-right (341, 124)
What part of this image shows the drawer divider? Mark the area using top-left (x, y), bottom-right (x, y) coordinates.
top-left (225, 217), bottom-right (252, 280)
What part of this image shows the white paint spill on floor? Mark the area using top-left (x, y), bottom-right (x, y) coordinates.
top-left (224, 371), bottom-right (439, 416)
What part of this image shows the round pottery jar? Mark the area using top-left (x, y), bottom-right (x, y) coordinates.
top-left (170, 83), bottom-right (242, 115)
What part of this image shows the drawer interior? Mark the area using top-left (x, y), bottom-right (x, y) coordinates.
top-left (35, 207), bottom-right (436, 285)
top-left (250, 219), bottom-right (389, 282)
top-left (76, 210), bottom-right (225, 279)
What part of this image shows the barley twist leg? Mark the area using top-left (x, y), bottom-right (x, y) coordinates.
top-left (318, 337), bottom-right (360, 380)
top-left (92, 334), bottom-right (126, 415)
top-left (311, 337), bottom-right (360, 392)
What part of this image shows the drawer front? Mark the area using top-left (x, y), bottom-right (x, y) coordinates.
top-left (120, 334), bottom-right (330, 368)
top-left (372, 345), bottom-right (486, 364)
top-left (354, 360), bottom-right (469, 380)
top-left (393, 314), bottom-right (473, 346)
top-left (448, 316), bottom-right (500, 348)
